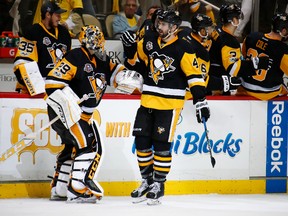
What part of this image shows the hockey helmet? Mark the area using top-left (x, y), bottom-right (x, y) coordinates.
top-left (219, 4), bottom-right (243, 24)
top-left (151, 8), bottom-right (163, 25)
top-left (151, 8), bottom-right (163, 31)
top-left (191, 13), bottom-right (213, 34)
top-left (272, 13), bottom-right (288, 33)
top-left (78, 25), bottom-right (106, 59)
top-left (157, 9), bottom-right (182, 27)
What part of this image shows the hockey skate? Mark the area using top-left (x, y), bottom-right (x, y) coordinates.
top-left (146, 181), bottom-right (164, 205)
top-left (85, 179), bottom-right (104, 199)
top-left (66, 185), bottom-right (99, 204)
top-left (50, 186), bottom-right (67, 201)
top-left (131, 177), bottom-right (154, 204)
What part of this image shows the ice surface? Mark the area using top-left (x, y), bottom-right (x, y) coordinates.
top-left (1, 194), bottom-right (287, 216)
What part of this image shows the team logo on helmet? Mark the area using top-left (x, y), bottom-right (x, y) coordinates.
top-left (157, 9), bottom-right (182, 27)
top-left (219, 4), bottom-right (243, 24)
top-left (149, 52), bottom-right (175, 84)
top-left (191, 13), bottom-right (213, 34)
top-left (272, 13), bottom-right (288, 34)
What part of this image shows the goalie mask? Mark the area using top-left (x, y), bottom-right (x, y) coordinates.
top-left (79, 25), bottom-right (106, 60)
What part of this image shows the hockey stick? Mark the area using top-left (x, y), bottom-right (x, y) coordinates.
top-left (0, 94), bottom-right (89, 163)
top-left (202, 117), bottom-right (216, 168)
top-left (199, 0), bottom-right (220, 11)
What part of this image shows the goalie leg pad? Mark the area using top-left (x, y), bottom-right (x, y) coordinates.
top-left (68, 152), bottom-right (104, 199)
top-left (55, 160), bottom-right (72, 197)
top-left (49, 160), bottom-right (72, 200)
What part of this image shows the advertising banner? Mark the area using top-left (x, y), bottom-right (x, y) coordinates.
top-left (0, 96), bottom-right (263, 182)
top-left (266, 100), bottom-right (288, 193)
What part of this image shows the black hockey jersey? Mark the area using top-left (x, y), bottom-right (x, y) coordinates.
top-left (240, 32), bottom-right (288, 100)
top-left (178, 30), bottom-right (210, 82)
top-left (14, 22), bottom-right (71, 78)
top-left (45, 46), bottom-right (125, 118)
top-left (209, 26), bottom-right (255, 78)
top-left (137, 19), bottom-right (154, 41)
top-left (128, 33), bottom-right (206, 110)
top-left (178, 29), bottom-right (225, 93)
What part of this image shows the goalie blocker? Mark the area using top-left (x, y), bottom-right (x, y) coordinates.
top-left (18, 61), bottom-right (46, 96)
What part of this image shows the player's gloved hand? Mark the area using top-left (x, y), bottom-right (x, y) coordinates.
top-left (120, 30), bottom-right (137, 47)
top-left (222, 75), bottom-right (242, 92)
top-left (195, 98), bottom-right (210, 123)
top-left (251, 56), bottom-right (273, 70)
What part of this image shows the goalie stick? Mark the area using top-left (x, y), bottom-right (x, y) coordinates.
top-left (0, 94), bottom-right (89, 163)
top-left (202, 117), bottom-right (216, 168)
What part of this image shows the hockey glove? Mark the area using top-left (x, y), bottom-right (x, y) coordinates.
top-left (120, 31), bottom-right (137, 59)
top-left (222, 75), bottom-right (242, 92)
top-left (195, 98), bottom-right (210, 123)
top-left (115, 70), bottom-right (143, 94)
top-left (251, 56), bottom-right (273, 70)
top-left (120, 30), bottom-right (137, 47)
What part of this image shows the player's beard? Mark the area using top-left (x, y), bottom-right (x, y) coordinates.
top-left (157, 29), bottom-right (168, 39)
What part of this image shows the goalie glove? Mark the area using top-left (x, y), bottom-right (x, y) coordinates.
top-left (115, 70), bottom-right (143, 94)
top-left (46, 86), bottom-right (82, 129)
top-left (120, 30), bottom-right (137, 47)
top-left (222, 75), bottom-right (242, 92)
top-left (195, 98), bottom-right (210, 123)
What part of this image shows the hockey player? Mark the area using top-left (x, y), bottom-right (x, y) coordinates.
top-left (120, 7), bottom-right (162, 65)
top-left (45, 25), bottom-right (134, 203)
top-left (126, 10), bottom-right (210, 205)
top-left (136, 6), bottom-right (162, 40)
top-left (237, 13), bottom-right (288, 100)
top-left (178, 13), bottom-right (241, 94)
top-left (13, 1), bottom-right (71, 96)
top-left (209, 4), bottom-right (271, 95)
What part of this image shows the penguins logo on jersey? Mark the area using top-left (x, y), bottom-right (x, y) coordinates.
top-left (47, 43), bottom-right (68, 68)
top-left (149, 52), bottom-right (175, 84)
top-left (88, 73), bottom-right (107, 105)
